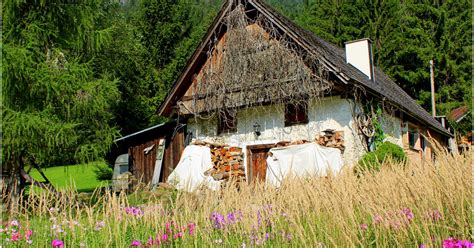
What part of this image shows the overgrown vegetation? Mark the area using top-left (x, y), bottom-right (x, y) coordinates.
top-left (356, 142), bottom-right (407, 174)
top-left (93, 163), bottom-right (114, 182)
top-left (3, 151), bottom-right (471, 246)
top-left (2, 0), bottom-right (470, 189)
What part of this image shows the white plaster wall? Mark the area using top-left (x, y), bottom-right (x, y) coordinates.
top-left (187, 96), bottom-right (366, 166)
top-left (380, 112), bottom-right (403, 147)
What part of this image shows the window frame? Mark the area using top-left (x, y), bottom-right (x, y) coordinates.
top-left (217, 111), bottom-right (237, 134)
top-left (284, 101), bottom-right (309, 127)
top-left (407, 124), bottom-right (419, 150)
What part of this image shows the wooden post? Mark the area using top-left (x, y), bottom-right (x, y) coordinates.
top-left (430, 60), bottom-right (436, 117)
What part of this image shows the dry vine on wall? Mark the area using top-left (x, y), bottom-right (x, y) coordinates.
top-left (180, 5), bottom-right (334, 124)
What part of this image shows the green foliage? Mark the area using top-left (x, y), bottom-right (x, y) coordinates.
top-left (372, 108), bottom-right (386, 149)
top-left (277, 0), bottom-right (471, 135)
top-left (356, 142), bottom-right (407, 173)
top-left (93, 163), bottom-right (114, 181)
top-left (2, 0), bottom-right (120, 171)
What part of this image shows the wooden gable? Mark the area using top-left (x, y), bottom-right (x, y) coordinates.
top-left (179, 23), bottom-right (280, 115)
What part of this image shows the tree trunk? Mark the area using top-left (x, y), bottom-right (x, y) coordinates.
top-left (1, 158), bottom-right (21, 217)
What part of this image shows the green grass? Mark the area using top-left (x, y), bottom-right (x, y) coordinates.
top-left (29, 162), bottom-right (110, 192)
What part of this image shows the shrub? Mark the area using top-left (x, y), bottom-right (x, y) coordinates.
top-left (356, 141), bottom-right (406, 173)
top-left (93, 162), bottom-right (113, 181)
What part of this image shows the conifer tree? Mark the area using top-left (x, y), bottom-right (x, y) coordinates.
top-left (2, 0), bottom-right (120, 209)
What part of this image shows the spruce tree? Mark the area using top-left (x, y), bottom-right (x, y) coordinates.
top-left (2, 0), bottom-right (120, 210)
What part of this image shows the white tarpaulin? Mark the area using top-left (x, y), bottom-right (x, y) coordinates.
top-left (266, 143), bottom-right (344, 187)
top-left (167, 145), bottom-right (221, 192)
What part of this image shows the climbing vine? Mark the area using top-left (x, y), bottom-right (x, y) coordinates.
top-left (372, 107), bottom-right (386, 149)
top-left (178, 4), bottom-right (333, 121)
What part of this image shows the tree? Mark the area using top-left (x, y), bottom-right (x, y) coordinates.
top-left (272, 0), bottom-right (471, 135)
top-left (135, 0), bottom-right (221, 125)
top-left (2, 0), bottom-right (120, 210)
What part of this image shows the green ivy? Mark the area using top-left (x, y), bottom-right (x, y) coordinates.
top-left (372, 107), bottom-right (386, 150)
top-left (355, 141), bottom-right (407, 175)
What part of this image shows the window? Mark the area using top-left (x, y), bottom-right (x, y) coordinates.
top-left (284, 102), bottom-right (308, 126)
top-left (218, 111), bottom-right (237, 134)
top-left (408, 125), bottom-right (419, 149)
top-left (420, 135), bottom-right (426, 151)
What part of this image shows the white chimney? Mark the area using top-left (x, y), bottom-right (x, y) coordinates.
top-left (345, 38), bottom-right (374, 81)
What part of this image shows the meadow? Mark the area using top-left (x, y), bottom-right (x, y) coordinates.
top-left (1, 151), bottom-right (472, 247)
top-left (29, 163), bottom-right (109, 193)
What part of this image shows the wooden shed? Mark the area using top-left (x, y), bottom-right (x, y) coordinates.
top-left (109, 120), bottom-right (188, 185)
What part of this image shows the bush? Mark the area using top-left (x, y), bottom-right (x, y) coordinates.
top-left (356, 141), bottom-right (407, 173)
top-left (93, 162), bottom-right (113, 181)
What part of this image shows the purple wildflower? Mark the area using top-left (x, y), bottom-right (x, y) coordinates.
top-left (227, 212), bottom-right (236, 224)
top-left (402, 208), bottom-right (414, 223)
top-left (442, 237), bottom-right (474, 248)
top-left (125, 207), bottom-right (143, 217)
top-left (210, 212), bottom-right (226, 229)
top-left (265, 233), bottom-right (270, 241)
top-left (52, 239), bottom-right (64, 248)
top-left (130, 240), bottom-right (141, 246)
top-left (257, 210), bottom-right (262, 226)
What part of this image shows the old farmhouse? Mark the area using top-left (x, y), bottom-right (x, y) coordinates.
top-left (113, 0), bottom-right (453, 188)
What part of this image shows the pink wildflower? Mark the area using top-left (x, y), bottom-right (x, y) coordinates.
top-left (10, 220), bottom-right (19, 227)
top-left (359, 223), bottom-right (368, 231)
top-left (162, 234), bottom-right (169, 244)
top-left (26, 239), bottom-right (33, 245)
top-left (95, 221), bottom-right (106, 231)
top-left (52, 239), bottom-right (64, 248)
top-left (11, 232), bottom-right (20, 241)
top-left (215, 239), bottom-right (223, 244)
top-left (26, 229), bottom-right (33, 239)
top-left (130, 240), bottom-right (141, 246)
top-left (402, 208), bottom-right (414, 222)
top-left (188, 223), bottom-right (196, 235)
top-left (173, 232), bottom-right (184, 239)
top-left (442, 237), bottom-right (474, 248)
top-left (373, 215), bottom-right (383, 225)
top-left (426, 209), bottom-right (443, 222)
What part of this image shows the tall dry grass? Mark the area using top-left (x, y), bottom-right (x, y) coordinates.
top-left (2, 150), bottom-right (472, 247)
